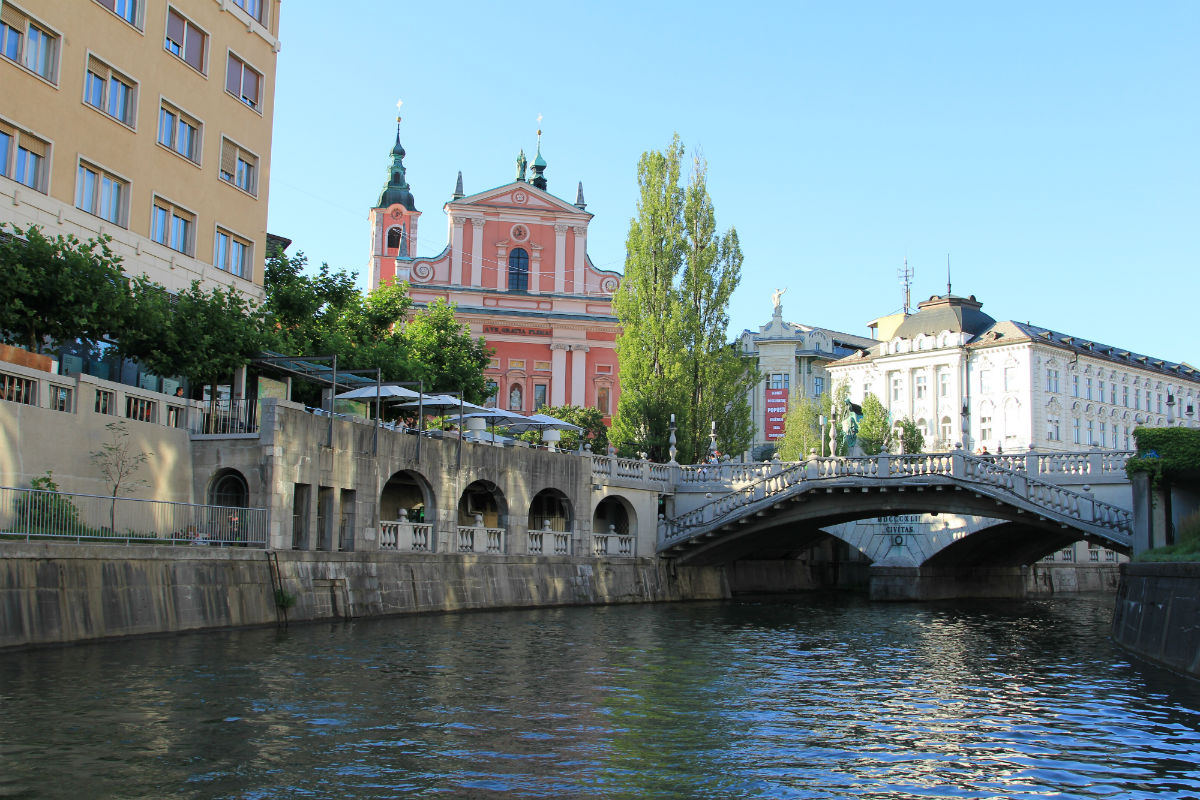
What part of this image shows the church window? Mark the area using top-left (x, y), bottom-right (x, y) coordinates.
top-left (597, 386), bottom-right (610, 414)
top-left (508, 248), bottom-right (529, 292)
top-left (533, 384), bottom-right (547, 410)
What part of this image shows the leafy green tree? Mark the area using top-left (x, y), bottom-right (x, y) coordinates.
top-left (611, 136), bottom-right (757, 462)
top-left (777, 393), bottom-right (831, 460)
top-left (261, 248), bottom-right (360, 356)
top-left (119, 279), bottom-right (264, 388)
top-left (856, 394), bottom-right (892, 455)
top-left (679, 156), bottom-right (759, 461)
top-left (0, 224), bottom-right (130, 353)
top-left (401, 298), bottom-right (491, 402)
top-left (611, 136), bottom-right (688, 461)
top-left (896, 418), bottom-right (926, 454)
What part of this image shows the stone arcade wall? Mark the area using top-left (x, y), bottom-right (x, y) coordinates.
top-left (1111, 563), bottom-right (1200, 679)
top-left (0, 543), bottom-right (728, 650)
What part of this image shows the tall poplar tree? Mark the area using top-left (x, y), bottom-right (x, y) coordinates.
top-left (612, 136), bottom-right (757, 463)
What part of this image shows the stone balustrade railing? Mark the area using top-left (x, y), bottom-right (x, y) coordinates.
top-left (658, 451), bottom-right (1133, 550)
top-left (379, 520), bottom-right (433, 551)
top-left (594, 449), bottom-right (1135, 493)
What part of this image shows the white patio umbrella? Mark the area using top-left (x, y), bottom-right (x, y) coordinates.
top-left (394, 394), bottom-right (489, 412)
top-left (333, 384), bottom-right (422, 401)
top-left (442, 409), bottom-right (534, 428)
top-left (497, 412), bottom-right (583, 434)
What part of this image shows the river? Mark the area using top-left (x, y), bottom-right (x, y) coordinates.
top-left (1, 595), bottom-right (1198, 799)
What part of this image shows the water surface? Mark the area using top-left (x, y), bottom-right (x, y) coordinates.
top-left (1, 595), bottom-right (1198, 799)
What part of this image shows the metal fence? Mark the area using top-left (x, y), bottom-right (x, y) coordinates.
top-left (0, 485), bottom-right (268, 547)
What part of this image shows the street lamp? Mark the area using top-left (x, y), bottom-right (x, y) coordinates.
top-left (818, 415), bottom-right (828, 458)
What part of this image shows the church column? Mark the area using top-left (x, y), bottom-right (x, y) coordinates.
top-left (470, 218), bottom-right (485, 288)
top-left (495, 245), bottom-right (508, 291)
top-left (572, 225), bottom-right (586, 294)
top-left (550, 343), bottom-right (569, 406)
top-left (529, 245), bottom-right (543, 294)
top-left (450, 217), bottom-right (465, 285)
top-left (554, 224), bottom-right (567, 293)
top-left (570, 344), bottom-right (590, 406)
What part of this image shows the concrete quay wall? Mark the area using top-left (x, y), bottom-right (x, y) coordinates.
top-left (0, 543), bottom-right (728, 650)
top-left (1112, 563), bottom-right (1200, 679)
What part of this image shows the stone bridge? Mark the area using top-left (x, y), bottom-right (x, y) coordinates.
top-left (591, 449), bottom-right (1133, 599)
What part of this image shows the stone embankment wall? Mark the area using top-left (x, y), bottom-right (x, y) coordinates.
top-left (1111, 563), bottom-right (1200, 679)
top-left (0, 543), bottom-right (728, 650)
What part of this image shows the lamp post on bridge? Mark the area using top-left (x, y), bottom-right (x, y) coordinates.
top-left (819, 415), bottom-right (828, 458)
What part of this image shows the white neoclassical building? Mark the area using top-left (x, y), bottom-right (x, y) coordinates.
top-left (740, 300), bottom-right (875, 458)
top-left (826, 292), bottom-right (1200, 454)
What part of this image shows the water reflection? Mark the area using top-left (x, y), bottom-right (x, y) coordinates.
top-left (1, 596), bottom-right (1199, 798)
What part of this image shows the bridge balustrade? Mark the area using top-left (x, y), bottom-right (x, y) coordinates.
top-left (528, 522), bottom-right (572, 556)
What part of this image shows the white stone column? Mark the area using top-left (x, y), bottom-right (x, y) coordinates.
top-left (554, 224), bottom-right (568, 294)
top-left (570, 344), bottom-right (589, 406)
top-left (529, 245), bottom-right (542, 294)
top-left (495, 245), bottom-right (508, 290)
top-left (450, 217), bottom-right (465, 285)
top-left (572, 225), bottom-right (586, 294)
top-left (550, 343), bottom-right (568, 406)
top-left (470, 218), bottom-right (485, 288)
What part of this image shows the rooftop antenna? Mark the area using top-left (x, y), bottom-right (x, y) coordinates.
top-left (898, 257), bottom-right (914, 315)
top-left (946, 253), bottom-right (952, 296)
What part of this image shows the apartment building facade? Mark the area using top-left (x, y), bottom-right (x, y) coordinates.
top-left (0, 0), bottom-right (280, 299)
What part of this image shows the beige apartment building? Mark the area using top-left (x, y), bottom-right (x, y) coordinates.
top-left (0, 0), bottom-right (279, 299)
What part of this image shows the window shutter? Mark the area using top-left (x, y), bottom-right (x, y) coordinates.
top-left (0, 3), bottom-right (27, 29)
top-left (20, 135), bottom-right (47, 158)
top-left (244, 69), bottom-right (260, 106)
top-left (220, 139), bottom-right (236, 175)
top-left (87, 54), bottom-right (106, 77)
top-left (166, 10), bottom-right (184, 44)
top-left (183, 25), bottom-right (204, 70)
top-left (225, 55), bottom-right (240, 96)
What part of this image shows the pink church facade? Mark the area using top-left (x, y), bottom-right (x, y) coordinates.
top-left (366, 126), bottom-right (622, 421)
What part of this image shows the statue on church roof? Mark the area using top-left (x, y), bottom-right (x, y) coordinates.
top-left (516, 150), bottom-right (528, 182)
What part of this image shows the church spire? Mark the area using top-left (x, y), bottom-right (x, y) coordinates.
top-left (377, 105), bottom-right (416, 210)
top-left (452, 170), bottom-right (464, 200)
top-left (530, 121), bottom-right (547, 191)
top-left (575, 181), bottom-right (586, 210)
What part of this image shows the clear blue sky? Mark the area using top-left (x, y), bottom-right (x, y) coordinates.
top-left (268, 1), bottom-right (1198, 365)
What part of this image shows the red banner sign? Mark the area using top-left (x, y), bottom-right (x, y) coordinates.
top-left (764, 388), bottom-right (788, 440)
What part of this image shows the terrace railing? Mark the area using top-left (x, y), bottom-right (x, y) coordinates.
top-left (0, 485), bottom-right (267, 547)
